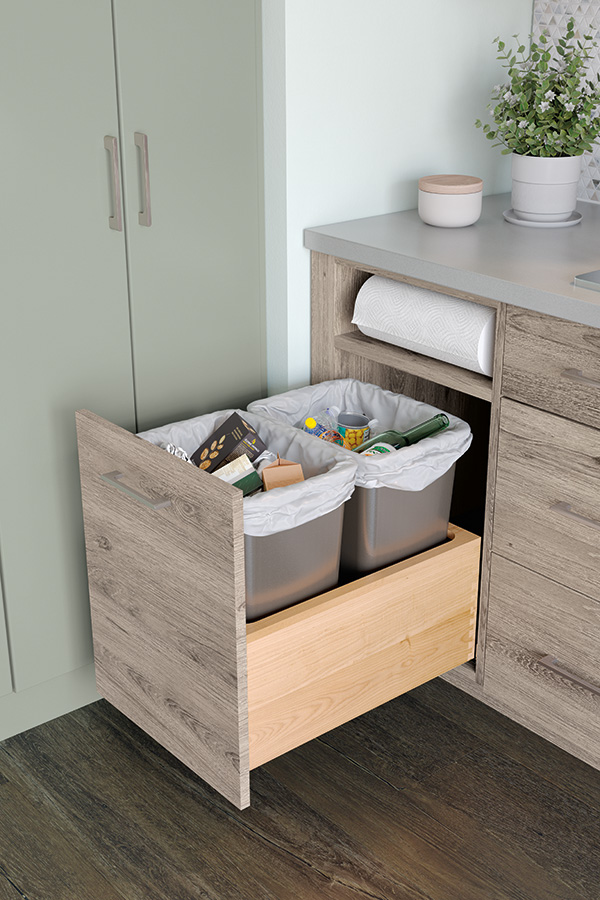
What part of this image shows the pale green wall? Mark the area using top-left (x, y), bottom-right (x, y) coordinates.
top-left (263, 0), bottom-right (535, 391)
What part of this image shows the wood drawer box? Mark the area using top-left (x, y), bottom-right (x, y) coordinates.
top-left (503, 306), bottom-right (600, 429)
top-left (486, 553), bottom-right (600, 770)
top-left (494, 398), bottom-right (600, 600)
top-left (76, 409), bottom-right (480, 809)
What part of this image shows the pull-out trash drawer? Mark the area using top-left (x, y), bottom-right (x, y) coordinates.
top-left (76, 409), bottom-right (480, 810)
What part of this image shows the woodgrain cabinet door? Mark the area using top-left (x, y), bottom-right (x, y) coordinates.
top-left (486, 553), bottom-right (600, 770)
top-left (493, 398), bottom-right (600, 601)
top-left (113, 0), bottom-right (266, 431)
top-left (0, 3), bottom-right (136, 693)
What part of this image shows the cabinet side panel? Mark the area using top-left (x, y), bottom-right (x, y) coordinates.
top-left (76, 411), bottom-right (249, 809)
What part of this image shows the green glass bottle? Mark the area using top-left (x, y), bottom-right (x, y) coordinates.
top-left (354, 414), bottom-right (450, 453)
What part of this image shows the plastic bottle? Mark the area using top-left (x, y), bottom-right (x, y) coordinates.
top-left (302, 408), bottom-right (338, 436)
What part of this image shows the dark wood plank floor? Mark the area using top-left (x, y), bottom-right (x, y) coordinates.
top-left (1, 678), bottom-right (598, 900)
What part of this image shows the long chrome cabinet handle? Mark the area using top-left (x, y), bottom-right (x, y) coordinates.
top-left (100, 471), bottom-right (171, 510)
top-left (134, 132), bottom-right (152, 226)
top-left (561, 368), bottom-right (600, 389)
top-left (551, 500), bottom-right (600, 533)
top-left (539, 655), bottom-right (600, 698)
top-left (104, 135), bottom-right (123, 231)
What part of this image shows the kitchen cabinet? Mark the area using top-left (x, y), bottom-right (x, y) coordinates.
top-left (113, 0), bottom-right (265, 430)
top-left (486, 310), bottom-right (600, 768)
top-left (0, 0), bottom-right (264, 737)
top-left (304, 198), bottom-right (600, 776)
top-left (0, 1), bottom-right (136, 698)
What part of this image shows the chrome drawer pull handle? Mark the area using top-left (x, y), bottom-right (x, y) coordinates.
top-left (104, 135), bottom-right (123, 231)
top-left (551, 501), bottom-right (600, 533)
top-left (100, 471), bottom-right (171, 510)
top-left (538, 655), bottom-right (600, 698)
top-left (134, 132), bottom-right (152, 227)
top-left (561, 368), bottom-right (600, 388)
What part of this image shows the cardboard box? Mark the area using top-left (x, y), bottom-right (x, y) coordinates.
top-left (191, 413), bottom-right (268, 472)
top-left (213, 454), bottom-right (263, 496)
top-left (261, 455), bottom-right (304, 491)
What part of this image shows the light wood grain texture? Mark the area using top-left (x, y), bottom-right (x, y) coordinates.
top-left (493, 398), bottom-right (600, 601)
top-left (75, 409), bottom-right (249, 809)
top-left (310, 251), bottom-right (369, 384)
top-left (334, 256), bottom-right (500, 309)
top-left (418, 175), bottom-right (483, 194)
top-left (334, 331), bottom-right (493, 401)
top-left (247, 525), bottom-right (480, 768)
top-left (467, 301), bottom-right (506, 684)
top-left (503, 306), bottom-right (600, 429)
top-left (311, 251), bottom-right (499, 386)
top-left (310, 253), bottom-right (492, 538)
top-left (310, 250), bottom-right (500, 690)
top-left (485, 553), bottom-right (600, 770)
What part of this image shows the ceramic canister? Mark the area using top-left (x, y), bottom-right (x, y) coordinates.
top-left (418, 174), bottom-right (483, 227)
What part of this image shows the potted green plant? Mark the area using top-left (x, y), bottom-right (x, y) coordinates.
top-left (476, 18), bottom-right (600, 224)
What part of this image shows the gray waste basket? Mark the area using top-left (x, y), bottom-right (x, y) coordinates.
top-left (340, 466), bottom-right (455, 574)
top-left (248, 379), bottom-right (472, 576)
top-left (139, 408), bottom-right (357, 619)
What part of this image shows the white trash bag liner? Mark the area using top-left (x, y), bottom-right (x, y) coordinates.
top-left (248, 378), bottom-right (472, 492)
top-left (138, 408), bottom-right (357, 537)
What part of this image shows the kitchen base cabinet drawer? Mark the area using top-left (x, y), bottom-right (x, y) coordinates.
top-left (503, 306), bottom-right (600, 428)
top-left (247, 526), bottom-right (479, 769)
top-left (486, 554), bottom-right (600, 770)
top-left (76, 410), bottom-right (480, 809)
top-left (494, 398), bottom-right (600, 600)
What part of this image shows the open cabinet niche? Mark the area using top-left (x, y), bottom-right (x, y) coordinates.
top-left (311, 250), bottom-right (506, 689)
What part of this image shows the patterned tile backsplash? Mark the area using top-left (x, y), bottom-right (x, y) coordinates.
top-left (533, 0), bottom-right (600, 201)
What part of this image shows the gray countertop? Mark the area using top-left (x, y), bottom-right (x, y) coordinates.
top-left (304, 193), bottom-right (600, 328)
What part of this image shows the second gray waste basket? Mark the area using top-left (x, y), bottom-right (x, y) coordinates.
top-left (248, 379), bottom-right (472, 575)
top-left (138, 408), bottom-right (358, 619)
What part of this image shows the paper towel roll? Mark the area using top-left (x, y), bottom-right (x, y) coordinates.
top-left (352, 275), bottom-right (495, 376)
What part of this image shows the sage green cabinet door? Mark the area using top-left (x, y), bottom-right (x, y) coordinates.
top-left (0, 580), bottom-right (13, 699)
top-left (114, 0), bottom-right (266, 431)
top-left (0, 3), bottom-right (136, 691)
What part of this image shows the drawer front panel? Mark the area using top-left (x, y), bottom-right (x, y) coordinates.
top-left (76, 410), bottom-right (250, 809)
top-left (246, 526), bottom-right (480, 769)
top-left (486, 554), bottom-right (600, 769)
top-left (503, 306), bottom-right (600, 428)
top-left (494, 398), bottom-right (600, 599)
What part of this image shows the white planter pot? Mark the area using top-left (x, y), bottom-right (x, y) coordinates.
top-left (511, 153), bottom-right (582, 223)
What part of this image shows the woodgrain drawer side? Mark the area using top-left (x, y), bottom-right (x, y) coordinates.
top-left (503, 306), bottom-right (600, 428)
top-left (493, 398), bottom-right (600, 600)
top-left (485, 553), bottom-right (600, 770)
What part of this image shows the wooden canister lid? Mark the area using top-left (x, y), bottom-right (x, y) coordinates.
top-left (418, 174), bottom-right (483, 195)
